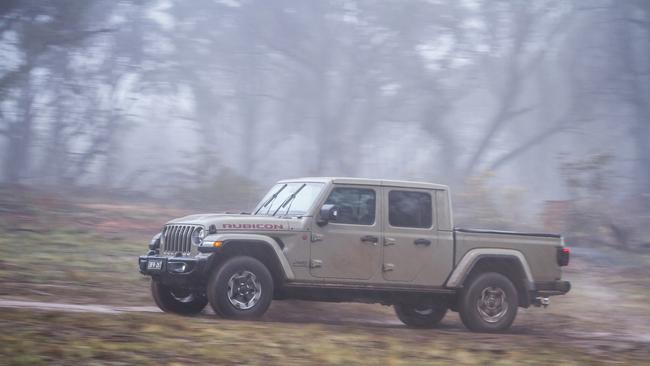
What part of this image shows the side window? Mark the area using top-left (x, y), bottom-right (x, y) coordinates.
top-left (324, 187), bottom-right (376, 225)
top-left (389, 190), bottom-right (432, 228)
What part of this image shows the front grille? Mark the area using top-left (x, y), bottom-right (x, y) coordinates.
top-left (161, 224), bottom-right (200, 255)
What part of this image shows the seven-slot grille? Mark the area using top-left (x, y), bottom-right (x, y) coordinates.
top-left (161, 224), bottom-right (200, 255)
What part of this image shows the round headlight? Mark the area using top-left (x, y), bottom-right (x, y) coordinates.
top-left (149, 232), bottom-right (162, 250)
top-left (191, 227), bottom-right (205, 246)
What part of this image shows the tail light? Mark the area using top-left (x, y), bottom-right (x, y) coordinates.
top-left (557, 247), bottom-right (570, 266)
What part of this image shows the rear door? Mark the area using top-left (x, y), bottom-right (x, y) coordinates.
top-left (381, 187), bottom-right (446, 284)
top-left (310, 185), bottom-right (381, 280)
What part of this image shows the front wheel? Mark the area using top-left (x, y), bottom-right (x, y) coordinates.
top-left (207, 256), bottom-right (274, 319)
top-left (151, 280), bottom-right (207, 315)
top-left (395, 302), bottom-right (448, 328)
top-left (458, 272), bottom-right (518, 332)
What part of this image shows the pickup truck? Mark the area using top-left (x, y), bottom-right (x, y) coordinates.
top-left (139, 177), bottom-right (570, 332)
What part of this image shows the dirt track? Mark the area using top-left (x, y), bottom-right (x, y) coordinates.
top-left (2, 200), bottom-right (649, 364)
top-left (1, 285), bottom-right (648, 357)
top-left (2, 247), bottom-right (648, 342)
top-left (1, 218), bottom-right (649, 364)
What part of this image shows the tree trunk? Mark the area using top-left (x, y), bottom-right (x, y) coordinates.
top-left (3, 84), bottom-right (34, 184)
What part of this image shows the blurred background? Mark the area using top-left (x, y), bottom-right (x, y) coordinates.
top-left (1, 1), bottom-right (649, 364)
top-left (1, 0), bottom-right (649, 249)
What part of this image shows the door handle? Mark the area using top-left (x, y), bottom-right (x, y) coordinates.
top-left (360, 235), bottom-right (379, 244)
top-left (414, 238), bottom-right (431, 246)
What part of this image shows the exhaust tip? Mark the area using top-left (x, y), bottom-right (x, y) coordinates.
top-left (533, 297), bottom-right (550, 308)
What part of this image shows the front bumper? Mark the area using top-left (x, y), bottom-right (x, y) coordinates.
top-left (138, 253), bottom-right (213, 289)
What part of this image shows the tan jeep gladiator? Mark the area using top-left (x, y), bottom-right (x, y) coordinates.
top-left (139, 177), bottom-right (570, 332)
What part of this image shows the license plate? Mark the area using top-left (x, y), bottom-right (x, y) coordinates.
top-left (147, 259), bottom-right (163, 270)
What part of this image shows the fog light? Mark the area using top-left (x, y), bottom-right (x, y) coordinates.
top-left (138, 258), bottom-right (147, 271)
top-left (168, 262), bottom-right (187, 273)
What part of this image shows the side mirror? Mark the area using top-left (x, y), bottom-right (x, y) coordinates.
top-left (317, 204), bottom-right (338, 226)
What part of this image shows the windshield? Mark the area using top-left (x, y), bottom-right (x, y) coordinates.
top-left (254, 182), bottom-right (324, 217)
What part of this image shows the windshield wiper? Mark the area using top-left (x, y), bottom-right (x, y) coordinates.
top-left (272, 184), bottom-right (306, 216)
top-left (254, 184), bottom-right (287, 215)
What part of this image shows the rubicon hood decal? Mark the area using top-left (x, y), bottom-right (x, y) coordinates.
top-left (223, 223), bottom-right (285, 230)
top-left (166, 214), bottom-right (300, 231)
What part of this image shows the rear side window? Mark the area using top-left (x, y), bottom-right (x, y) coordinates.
top-left (389, 190), bottom-right (432, 228)
top-left (324, 187), bottom-right (376, 225)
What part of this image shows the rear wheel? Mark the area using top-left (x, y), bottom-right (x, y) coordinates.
top-left (458, 272), bottom-right (518, 332)
top-left (151, 280), bottom-right (207, 315)
top-left (394, 302), bottom-right (448, 328)
top-left (207, 256), bottom-right (274, 319)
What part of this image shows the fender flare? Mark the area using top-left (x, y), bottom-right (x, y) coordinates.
top-left (202, 233), bottom-right (295, 280)
top-left (445, 248), bottom-right (534, 289)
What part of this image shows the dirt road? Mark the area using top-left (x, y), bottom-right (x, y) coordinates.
top-left (2, 250), bottom-right (650, 365)
top-left (0, 299), bottom-right (160, 314)
top-left (1, 204), bottom-right (649, 365)
top-left (1, 284), bottom-right (648, 353)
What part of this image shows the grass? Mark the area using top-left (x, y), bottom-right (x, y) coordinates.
top-left (0, 309), bottom-right (640, 366)
top-left (0, 191), bottom-right (183, 304)
top-left (1, 192), bottom-right (650, 365)
top-left (0, 228), bottom-right (152, 304)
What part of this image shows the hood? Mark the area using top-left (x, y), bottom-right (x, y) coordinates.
top-left (166, 213), bottom-right (304, 232)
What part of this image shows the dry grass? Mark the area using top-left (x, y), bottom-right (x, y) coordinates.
top-left (0, 228), bottom-right (152, 304)
top-left (1, 190), bottom-right (649, 365)
top-left (1, 309), bottom-right (640, 366)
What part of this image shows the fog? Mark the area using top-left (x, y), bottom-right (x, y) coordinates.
top-left (2, 3), bottom-right (650, 363)
top-left (1, 0), bottom-right (649, 247)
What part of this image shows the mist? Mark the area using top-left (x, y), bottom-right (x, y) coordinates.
top-left (2, 2), bottom-right (650, 364)
top-left (1, 0), bottom-right (649, 246)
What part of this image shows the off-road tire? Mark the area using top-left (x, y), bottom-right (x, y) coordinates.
top-left (151, 280), bottom-right (207, 315)
top-left (207, 256), bottom-right (274, 319)
top-left (394, 303), bottom-right (448, 328)
top-left (458, 272), bottom-right (518, 332)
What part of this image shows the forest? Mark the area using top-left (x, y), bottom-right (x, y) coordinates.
top-left (1, 0), bottom-right (649, 250)
top-left (2, 2), bottom-right (650, 365)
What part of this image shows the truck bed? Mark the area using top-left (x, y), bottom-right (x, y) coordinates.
top-left (453, 227), bottom-right (564, 283)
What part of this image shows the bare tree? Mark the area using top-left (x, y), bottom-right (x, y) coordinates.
top-left (0, 1), bottom-right (112, 184)
top-left (461, 0), bottom-right (575, 178)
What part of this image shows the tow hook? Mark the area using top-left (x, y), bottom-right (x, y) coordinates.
top-left (533, 297), bottom-right (550, 308)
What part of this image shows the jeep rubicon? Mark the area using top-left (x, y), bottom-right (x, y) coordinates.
top-left (139, 177), bottom-right (570, 332)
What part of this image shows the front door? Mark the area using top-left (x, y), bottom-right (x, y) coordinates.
top-left (381, 188), bottom-right (440, 284)
top-left (310, 185), bottom-right (381, 280)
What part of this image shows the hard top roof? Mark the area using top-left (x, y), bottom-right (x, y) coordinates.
top-left (277, 177), bottom-right (449, 191)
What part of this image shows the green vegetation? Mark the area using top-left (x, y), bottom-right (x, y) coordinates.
top-left (0, 229), bottom-right (151, 304)
top-left (0, 191), bottom-right (171, 304)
